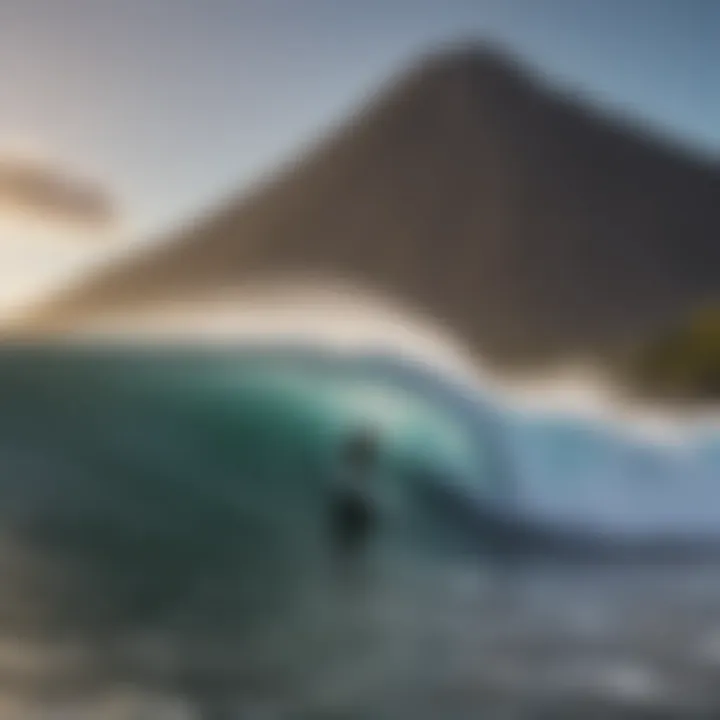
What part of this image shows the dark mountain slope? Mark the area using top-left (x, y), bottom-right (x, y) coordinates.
top-left (22, 43), bottom-right (720, 367)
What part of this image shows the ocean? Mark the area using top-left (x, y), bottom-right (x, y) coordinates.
top-left (0, 343), bottom-right (720, 718)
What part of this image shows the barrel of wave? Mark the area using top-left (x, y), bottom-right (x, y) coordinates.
top-left (0, 347), bottom-right (479, 631)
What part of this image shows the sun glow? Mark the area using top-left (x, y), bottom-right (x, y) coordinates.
top-left (0, 211), bottom-right (116, 320)
top-left (0, 141), bottom-right (123, 318)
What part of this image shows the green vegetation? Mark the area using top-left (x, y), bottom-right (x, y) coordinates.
top-left (631, 304), bottom-right (720, 400)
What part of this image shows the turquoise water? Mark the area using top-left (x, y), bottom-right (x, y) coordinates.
top-left (2, 344), bottom-right (720, 718)
top-left (0, 345), bottom-right (485, 637)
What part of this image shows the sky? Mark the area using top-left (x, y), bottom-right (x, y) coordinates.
top-left (0, 0), bottom-right (719, 310)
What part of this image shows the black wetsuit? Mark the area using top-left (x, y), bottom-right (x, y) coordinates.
top-left (329, 487), bottom-right (374, 555)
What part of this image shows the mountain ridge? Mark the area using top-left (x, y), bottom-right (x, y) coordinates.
top-left (18, 41), bottom-right (720, 369)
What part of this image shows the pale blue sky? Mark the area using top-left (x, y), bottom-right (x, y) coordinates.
top-left (1, 0), bottom-right (718, 236)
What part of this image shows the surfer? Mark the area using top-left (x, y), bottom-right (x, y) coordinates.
top-left (328, 426), bottom-right (380, 559)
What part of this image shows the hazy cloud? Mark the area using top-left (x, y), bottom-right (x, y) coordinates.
top-left (0, 157), bottom-right (115, 231)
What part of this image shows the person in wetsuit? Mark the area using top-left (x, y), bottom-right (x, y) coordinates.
top-left (328, 427), bottom-right (380, 558)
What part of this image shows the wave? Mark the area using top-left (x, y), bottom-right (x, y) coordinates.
top-left (1, 341), bottom-right (719, 560)
top-left (1, 341), bottom-right (720, 715)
